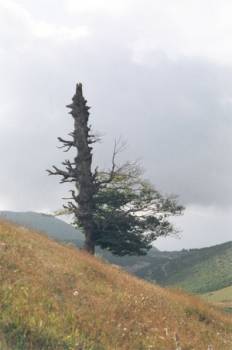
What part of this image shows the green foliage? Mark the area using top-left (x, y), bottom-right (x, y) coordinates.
top-left (73, 164), bottom-right (184, 256)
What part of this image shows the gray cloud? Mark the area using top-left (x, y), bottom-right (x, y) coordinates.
top-left (0, 0), bottom-right (232, 248)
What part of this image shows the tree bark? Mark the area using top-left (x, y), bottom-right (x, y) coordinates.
top-left (67, 83), bottom-right (96, 254)
top-left (84, 229), bottom-right (95, 254)
top-left (48, 83), bottom-right (97, 254)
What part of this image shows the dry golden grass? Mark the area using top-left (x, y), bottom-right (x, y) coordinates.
top-left (0, 220), bottom-right (231, 349)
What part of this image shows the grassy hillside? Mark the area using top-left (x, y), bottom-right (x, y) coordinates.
top-left (0, 220), bottom-right (232, 349)
top-left (203, 286), bottom-right (232, 314)
top-left (1, 211), bottom-right (231, 295)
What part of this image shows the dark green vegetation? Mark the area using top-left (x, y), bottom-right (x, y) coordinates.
top-left (0, 211), bottom-right (231, 295)
top-left (0, 220), bottom-right (232, 350)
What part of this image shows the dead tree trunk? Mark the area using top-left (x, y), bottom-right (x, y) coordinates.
top-left (68, 83), bottom-right (96, 254)
top-left (48, 83), bottom-right (97, 254)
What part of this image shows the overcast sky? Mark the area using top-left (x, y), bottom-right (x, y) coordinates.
top-left (1, 0), bottom-right (232, 250)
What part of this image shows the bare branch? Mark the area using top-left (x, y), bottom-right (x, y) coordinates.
top-left (96, 138), bottom-right (128, 188)
top-left (63, 201), bottom-right (78, 211)
top-left (47, 166), bottom-right (70, 178)
top-left (62, 160), bottom-right (77, 175)
top-left (47, 164), bottom-right (76, 183)
top-left (88, 130), bottom-right (102, 144)
top-left (57, 137), bottom-right (75, 152)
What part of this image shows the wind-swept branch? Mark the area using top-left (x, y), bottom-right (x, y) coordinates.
top-left (96, 138), bottom-right (130, 188)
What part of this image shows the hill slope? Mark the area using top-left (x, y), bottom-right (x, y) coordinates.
top-left (0, 211), bottom-right (232, 294)
top-left (134, 242), bottom-right (232, 293)
top-left (0, 210), bottom-right (160, 267)
top-left (203, 286), bottom-right (232, 314)
top-left (0, 211), bottom-right (84, 243)
top-left (0, 220), bottom-right (232, 350)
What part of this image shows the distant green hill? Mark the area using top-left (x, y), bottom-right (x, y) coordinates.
top-left (1, 211), bottom-right (231, 294)
top-left (99, 240), bottom-right (232, 294)
top-left (134, 242), bottom-right (232, 293)
top-left (0, 211), bottom-right (84, 245)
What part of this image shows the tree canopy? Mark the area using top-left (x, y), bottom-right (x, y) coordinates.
top-left (81, 162), bottom-right (183, 255)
